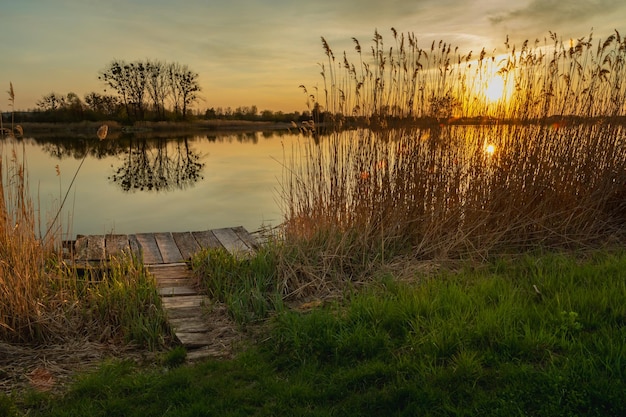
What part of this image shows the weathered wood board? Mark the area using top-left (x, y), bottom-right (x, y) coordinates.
top-left (212, 227), bottom-right (252, 255)
top-left (160, 295), bottom-right (207, 309)
top-left (160, 305), bottom-right (206, 320)
top-left (191, 230), bottom-right (223, 251)
top-left (175, 332), bottom-right (216, 349)
top-left (154, 232), bottom-right (183, 264)
top-left (105, 234), bottom-right (131, 258)
top-left (75, 235), bottom-right (105, 261)
top-left (158, 286), bottom-right (197, 296)
top-left (73, 227), bottom-right (256, 265)
top-left (232, 225), bottom-right (259, 250)
top-left (168, 317), bottom-right (212, 333)
top-left (172, 232), bottom-right (202, 260)
top-left (134, 233), bottom-right (163, 264)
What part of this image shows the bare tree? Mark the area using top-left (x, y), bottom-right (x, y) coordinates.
top-left (101, 59), bottom-right (200, 121)
top-left (99, 60), bottom-right (132, 119)
top-left (167, 62), bottom-right (183, 117)
top-left (167, 62), bottom-right (201, 119)
top-left (145, 60), bottom-right (170, 120)
top-left (178, 67), bottom-right (201, 119)
top-left (36, 92), bottom-right (66, 111)
top-left (126, 61), bottom-right (148, 120)
top-left (84, 92), bottom-right (120, 117)
top-left (99, 60), bottom-right (147, 120)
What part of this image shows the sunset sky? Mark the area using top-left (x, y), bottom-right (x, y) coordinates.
top-left (2, 0), bottom-right (624, 113)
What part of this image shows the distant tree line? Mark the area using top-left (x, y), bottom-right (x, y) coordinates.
top-left (7, 57), bottom-right (315, 125)
top-left (204, 105), bottom-right (312, 123)
top-left (32, 91), bottom-right (120, 122)
top-left (21, 59), bottom-right (200, 123)
top-left (19, 94), bottom-right (312, 125)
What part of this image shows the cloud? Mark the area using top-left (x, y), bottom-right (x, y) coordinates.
top-left (487, 0), bottom-right (625, 36)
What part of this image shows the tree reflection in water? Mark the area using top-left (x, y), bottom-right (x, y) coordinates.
top-left (109, 137), bottom-right (205, 192)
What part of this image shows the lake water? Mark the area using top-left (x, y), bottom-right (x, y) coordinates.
top-left (9, 122), bottom-right (622, 242)
top-left (2, 130), bottom-right (303, 239)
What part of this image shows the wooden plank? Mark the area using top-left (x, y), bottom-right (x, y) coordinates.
top-left (146, 262), bottom-right (188, 270)
top-left (159, 286), bottom-right (197, 297)
top-left (212, 227), bottom-right (251, 255)
top-left (232, 226), bottom-right (259, 250)
top-left (105, 234), bottom-right (131, 258)
top-left (172, 232), bottom-right (202, 260)
top-left (127, 234), bottom-right (141, 258)
top-left (74, 236), bottom-right (89, 261)
top-left (164, 305), bottom-right (206, 320)
top-left (192, 230), bottom-right (223, 250)
top-left (147, 264), bottom-right (193, 287)
top-left (174, 332), bottom-right (211, 348)
top-left (84, 235), bottom-right (106, 261)
top-left (161, 295), bottom-right (207, 309)
top-left (155, 277), bottom-right (194, 288)
top-left (168, 317), bottom-right (212, 333)
top-left (135, 233), bottom-right (163, 264)
top-left (154, 278), bottom-right (195, 288)
top-left (154, 232), bottom-right (183, 264)
top-left (147, 264), bottom-right (191, 277)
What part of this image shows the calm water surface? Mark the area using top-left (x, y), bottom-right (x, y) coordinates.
top-left (4, 131), bottom-right (303, 238)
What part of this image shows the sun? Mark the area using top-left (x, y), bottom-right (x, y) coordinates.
top-left (484, 74), bottom-right (506, 103)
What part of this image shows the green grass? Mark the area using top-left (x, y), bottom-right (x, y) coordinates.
top-left (76, 255), bottom-right (173, 349)
top-left (192, 245), bottom-right (284, 324)
top-left (11, 249), bottom-right (626, 416)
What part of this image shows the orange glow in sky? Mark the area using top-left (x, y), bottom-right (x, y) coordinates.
top-left (1, 1), bottom-right (623, 113)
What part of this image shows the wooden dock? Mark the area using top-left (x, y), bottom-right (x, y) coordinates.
top-left (73, 226), bottom-right (257, 265)
top-left (72, 226), bottom-right (258, 360)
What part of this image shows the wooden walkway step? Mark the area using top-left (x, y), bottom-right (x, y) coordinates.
top-left (148, 263), bottom-right (242, 360)
top-left (71, 226), bottom-right (257, 360)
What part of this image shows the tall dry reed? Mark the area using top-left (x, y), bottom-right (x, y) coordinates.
top-left (0, 144), bottom-right (60, 342)
top-left (0, 84), bottom-right (55, 341)
top-left (280, 123), bottom-right (626, 296)
top-left (1, 123), bottom-right (168, 346)
top-left (277, 28), bottom-right (626, 297)
top-left (308, 29), bottom-right (626, 122)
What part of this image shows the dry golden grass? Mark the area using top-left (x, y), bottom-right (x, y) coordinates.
top-left (0, 145), bottom-right (62, 342)
top-left (280, 122), bottom-right (626, 296)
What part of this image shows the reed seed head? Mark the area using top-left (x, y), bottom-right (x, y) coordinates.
top-left (97, 124), bottom-right (109, 140)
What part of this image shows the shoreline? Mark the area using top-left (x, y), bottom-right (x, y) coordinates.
top-left (14, 119), bottom-right (295, 135)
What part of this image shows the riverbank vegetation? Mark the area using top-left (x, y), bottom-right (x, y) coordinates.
top-left (4, 105), bottom-right (311, 127)
top-left (2, 28), bottom-right (626, 415)
top-left (1, 128), bottom-right (171, 347)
